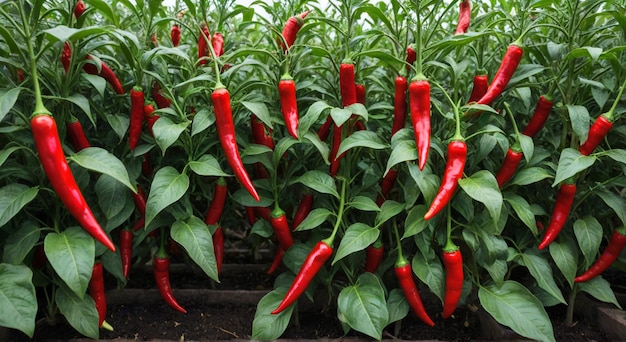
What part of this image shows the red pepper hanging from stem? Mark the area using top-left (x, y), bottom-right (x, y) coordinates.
top-left (198, 24), bottom-right (210, 65)
top-left (129, 86), bottom-right (145, 150)
top-left (538, 182), bottom-right (577, 250)
top-left (66, 117), bottom-right (91, 151)
top-left (475, 42), bottom-right (523, 106)
top-left (89, 261), bottom-right (107, 327)
top-left (409, 77), bottom-right (431, 171)
top-left (270, 207), bottom-right (294, 251)
top-left (442, 208), bottom-right (463, 318)
top-left (83, 55), bottom-right (125, 94)
top-left (575, 229), bottom-right (626, 283)
top-left (205, 177), bottom-right (228, 275)
top-left (467, 72), bottom-right (488, 103)
top-left (521, 95), bottom-right (553, 138)
top-left (278, 74), bottom-right (299, 139)
top-left (364, 235), bottom-right (384, 273)
top-left (154, 243), bottom-right (187, 313)
top-left (170, 24), bottom-right (181, 47)
top-left (292, 192), bottom-right (313, 230)
top-left (454, 0), bottom-right (471, 35)
top-left (280, 11), bottom-right (310, 52)
top-left (212, 32), bottom-right (225, 58)
top-left (331, 62), bottom-right (357, 176)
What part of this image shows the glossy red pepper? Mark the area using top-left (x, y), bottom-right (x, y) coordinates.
top-left (330, 62), bottom-right (356, 176)
top-left (31, 115), bottom-right (115, 251)
top-left (198, 24), bottom-right (210, 65)
top-left (521, 95), bottom-right (553, 138)
top-left (476, 44), bottom-right (523, 106)
top-left (409, 79), bottom-right (431, 171)
top-left (66, 118), bottom-right (91, 151)
top-left (376, 169), bottom-right (398, 206)
top-left (250, 114), bottom-right (274, 149)
top-left (272, 241), bottom-right (333, 314)
top-left (131, 184), bottom-right (147, 218)
top-left (278, 75), bottom-right (299, 139)
top-left (575, 230), bottom-right (626, 283)
top-left (120, 221), bottom-right (141, 279)
top-left (61, 42), bottom-right (72, 74)
top-left (151, 81), bottom-right (171, 109)
top-left (270, 207), bottom-right (294, 251)
top-left (579, 115), bottom-right (613, 156)
top-left (212, 32), bottom-right (225, 57)
top-left (74, 0), bottom-right (86, 19)
top-left (280, 11), bottom-right (310, 51)
top-left (395, 256), bottom-right (435, 327)
top-left (154, 249), bottom-right (187, 313)
top-left (424, 140), bottom-right (467, 220)
top-left (538, 182), bottom-right (577, 250)
top-left (211, 86), bottom-right (260, 201)
top-left (355, 83), bottom-right (366, 105)
top-left (171, 24), bottom-right (181, 47)
top-left (495, 147), bottom-right (523, 188)
top-left (364, 239), bottom-right (384, 273)
top-left (454, 0), bottom-right (471, 35)
top-left (89, 261), bottom-right (107, 327)
top-left (467, 73), bottom-right (488, 103)
top-left (317, 116), bottom-right (333, 141)
top-left (205, 177), bottom-right (228, 225)
top-left (406, 45), bottom-right (416, 72)
top-left (83, 55), bottom-right (125, 94)
top-left (442, 244), bottom-right (463, 318)
top-left (267, 247), bottom-right (285, 275)
top-left (144, 103), bottom-right (159, 137)
top-left (392, 75), bottom-right (408, 135)
top-left (129, 87), bottom-right (145, 150)
top-left (292, 192), bottom-right (313, 230)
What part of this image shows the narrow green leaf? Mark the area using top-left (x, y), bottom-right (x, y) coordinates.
top-left (375, 200), bottom-right (404, 226)
top-left (579, 277), bottom-right (622, 309)
top-left (69, 147), bottom-right (135, 192)
top-left (337, 273), bottom-right (388, 340)
top-left (145, 167), bottom-right (189, 227)
top-left (0, 264), bottom-right (37, 338)
top-left (549, 238), bottom-right (578, 288)
top-left (294, 208), bottom-right (332, 231)
top-left (505, 194), bottom-right (537, 235)
top-left (0, 146), bottom-right (20, 167)
top-left (566, 105), bottom-right (591, 144)
top-left (302, 131), bottom-right (330, 165)
top-left (596, 188), bottom-right (626, 227)
top-left (403, 205), bottom-right (429, 238)
top-left (0, 88), bottom-right (22, 123)
top-left (298, 101), bottom-right (332, 134)
top-left (171, 216), bottom-right (218, 282)
top-left (332, 223), bottom-right (379, 265)
top-left (349, 196), bottom-right (381, 212)
top-left (519, 253), bottom-right (566, 304)
top-left (44, 228), bottom-right (95, 298)
top-left (510, 167), bottom-right (552, 186)
top-left (573, 217), bottom-right (603, 267)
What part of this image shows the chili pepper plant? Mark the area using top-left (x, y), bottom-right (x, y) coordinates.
top-left (0, 0), bottom-right (625, 341)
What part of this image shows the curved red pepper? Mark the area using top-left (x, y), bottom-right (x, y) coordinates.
top-left (409, 79), bottom-right (431, 171)
top-left (392, 75), bottom-right (408, 135)
top-left (129, 87), bottom-right (145, 150)
top-left (151, 81), bottom-right (171, 109)
top-left (89, 261), bottom-right (107, 327)
top-left (376, 169), bottom-right (398, 206)
top-left (330, 62), bottom-right (357, 176)
top-left (355, 83), bottom-right (366, 105)
top-left (406, 45), bottom-right (416, 72)
top-left (317, 116), bottom-right (333, 141)
top-left (144, 103), bottom-right (160, 137)
top-left (495, 147), bottom-right (523, 188)
top-left (205, 177), bottom-right (228, 225)
top-left (292, 192), bottom-right (313, 230)
top-left (212, 32), bottom-right (225, 58)
top-left (154, 250), bottom-right (187, 313)
top-left (521, 95), bottom-right (553, 138)
top-left (575, 230), bottom-right (626, 283)
top-left (267, 247), bottom-right (285, 275)
top-left (579, 115), bottom-right (613, 156)
top-left (278, 76), bottom-right (299, 139)
top-left (467, 73), bottom-right (488, 103)
top-left (424, 140), bottom-right (467, 220)
top-left (538, 183), bottom-right (577, 250)
top-left (280, 11), bottom-right (310, 51)
top-left (454, 0), bottom-right (471, 35)
top-left (270, 208), bottom-right (294, 251)
top-left (171, 24), bottom-right (181, 47)
top-left (211, 87), bottom-right (260, 201)
top-left (272, 241), bottom-right (333, 314)
top-left (31, 115), bottom-right (115, 251)
top-left (120, 221), bottom-right (141, 279)
top-left (476, 44), bottom-right (523, 106)
top-left (66, 119), bottom-right (91, 151)
top-left (131, 185), bottom-right (147, 218)
top-left (83, 55), bottom-right (125, 94)
top-left (395, 259), bottom-right (435, 326)
top-left (442, 247), bottom-right (463, 318)
top-left (198, 24), bottom-right (210, 65)
top-left (364, 241), bottom-right (384, 273)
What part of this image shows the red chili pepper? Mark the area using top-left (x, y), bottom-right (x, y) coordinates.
top-left (272, 240), bottom-right (333, 314)
top-left (406, 45), bottom-right (416, 72)
top-left (575, 230), bottom-right (626, 283)
top-left (495, 147), bottom-right (523, 188)
top-left (205, 177), bottom-right (228, 225)
top-left (395, 255), bottom-right (435, 327)
top-left (355, 83), bottom-right (366, 105)
top-left (154, 248), bottom-right (187, 313)
top-left (278, 75), bottom-right (299, 139)
top-left (211, 86), bottom-right (260, 201)
top-left (212, 32), bottom-right (225, 57)
top-left (17, 68), bottom-right (24, 82)
top-left (442, 244), bottom-right (463, 318)
top-left (255, 206), bottom-right (272, 222)
top-left (538, 182), bottom-right (577, 250)
top-left (579, 115), bottom-right (613, 156)
top-left (245, 206), bottom-right (256, 225)
top-left (476, 43), bottom-right (523, 106)
top-left (521, 95), bottom-right (553, 138)
top-left (467, 73), bottom-right (488, 103)
top-left (89, 261), bottom-right (107, 327)
top-left (151, 81), bottom-right (171, 109)
top-left (129, 87), bottom-right (145, 150)
top-left (409, 78), bottom-right (431, 171)
top-left (61, 42), bottom-right (72, 74)
top-left (212, 227), bottom-right (224, 275)
top-left (66, 118), bottom-right (91, 151)
top-left (454, 0), bottom-right (471, 35)
top-left (267, 247), bottom-right (285, 275)
top-left (31, 114), bottom-right (115, 252)
top-left (424, 140), bottom-right (467, 220)
top-left (131, 185), bottom-right (147, 217)
top-left (120, 221), bottom-right (141, 279)
top-left (250, 114), bottom-right (274, 149)
top-left (171, 24), bottom-right (181, 47)
top-left (292, 192), bottom-right (313, 230)
top-left (198, 24), bottom-right (211, 65)
top-left (270, 207), bottom-right (294, 251)
top-left (392, 75), bottom-right (408, 135)
top-left (376, 169), bottom-right (398, 206)
top-left (364, 238), bottom-right (384, 273)
top-left (144, 103), bottom-right (159, 137)
top-left (83, 55), bottom-right (125, 94)
top-left (317, 115), bottom-right (333, 141)
top-left (280, 11), bottom-right (310, 51)
top-left (74, 0), bottom-right (86, 19)
top-left (330, 62), bottom-right (357, 176)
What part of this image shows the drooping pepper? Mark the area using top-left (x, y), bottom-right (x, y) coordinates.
top-left (129, 86), bottom-right (145, 150)
top-left (521, 95), bottom-right (553, 138)
top-left (66, 118), bottom-right (91, 151)
top-left (395, 253), bottom-right (435, 327)
top-left (267, 247), bottom-right (285, 275)
top-left (495, 146), bottom-right (523, 188)
top-left (442, 241), bottom-right (463, 318)
top-left (89, 261), bottom-right (107, 327)
top-left (409, 78), bottom-right (431, 171)
top-left (330, 62), bottom-right (357, 176)
top-left (355, 83), bottom-right (366, 105)
top-left (280, 11), bottom-right (310, 51)
top-left (467, 72), bottom-right (488, 103)
top-left (154, 247), bottom-right (187, 313)
top-left (83, 55), bottom-right (125, 94)
top-left (74, 0), bottom-right (86, 19)
top-left (212, 32), bottom-right (225, 58)
top-left (454, 0), bottom-right (471, 35)
top-left (406, 45), bottom-right (416, 72)
top-left (151, 81), bottom-right (171, 109)
top-left (61, 42), bottom-right (72, 74)
top-left (270, 207), bottom-right (294, 251)
top-left (170, 24), bottom-right (181, 47)
top-left (538, 182), bottom-right (577, 250)
top-left (205, 177), bottom-right (228, 275)
top-left (376, 169), bottom-right (398, 206)
top-left (575, 229), bottom-right (626, 283)
top-left (392, 75), bottom-right (408, 135)
top-left (475, 43), bottom-right (523, 106)
top-left (144, 103), bottom-right (159, 137)
top-left (292, 192), bottom-right (313, 230)
top-left (197, 24), bottom-right (210, 65)
top-left (424, 140), bottom-right (467, 220)
top-left (278, 74), bottom-right (299, 139)
top-left (364, 236), bottom-right (384, 273)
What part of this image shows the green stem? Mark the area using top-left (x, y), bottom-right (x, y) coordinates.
top-left (414, 1), bottom-right (423, 77)
top-left (604, 77), bottom-right (626, 121)
top-left (503, 102), bottom-right (522, 149)
top-left (18, 0), bottom-right (49, 116)
top-left (392, 219), bottom-right (406, 265)
top-left (323, 177), bottom-right (347, 247)
top-left (444, 205), bottom-right (457, 252)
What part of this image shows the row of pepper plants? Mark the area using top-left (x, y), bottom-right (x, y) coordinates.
top-left (0, 0), bottom-right (625, 341)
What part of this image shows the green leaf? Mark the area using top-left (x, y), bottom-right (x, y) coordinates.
top-left (273, 137), bottom-right (299, 167)
top-left (549, 238), bottom-right (578, 288)
top-left (330, 107), bottom-right (353, 127)
top-left (386, 289), bottom-right (409, 325)
top-left (242, 101), bottom-right (271, 129)
top-left (479, 281), bottom-right (555, 342)
top-left (66, 94), bottom-right (92, 122)
top-left (0, 88), bottom-right (22, 123)
top-left (348, 196), bottom-right (381, 212)
top-left (44, 227), bottom-right (95, 298)
top-left (510, 167), bottom-right (552, 186)
top-left (579, 277), bottom-right (622, 309)
top-left (191, 108), bottom-right (214, 136)
top-left (95, 174), bottom-right (130, 223)
top-left (2, 222), bottom-right (40, 265)
top-left (188, 154), bottom-right (230, 177)
top-left (69, 147), bottom-right (135, 192)
top-left (375, 200), bottom-right (404, 226)
top-left (153, 117), bottom-right (189, 155)
top-left (403, 205), bottom-right (429, 238)
top-left (519, 253), bottom-right (566, 304)
top-left (566, 105), bottom-right (590, 144)
top-left (573, 217), bottom-right (603, 267)
top-left (251, 289), bottom-right (294, 340)
top-left (604, 149), bottom-right (626, 165)
top-left (0, 264), bottom-right (36, 338)
top-left (55, 286), bottom-right (99, 339)
top-left (596, 188), bottom-right (626, 227)
top-left (332, 223), bottom-right (379, 265)
top-left (171, 216), bottom-right (218, 282)
top-left (0, 146), bottom-right (20, 167)
top-left (302, 132), bottom-right (330, 165)
top-left (294, 208), bottom-right (332, 231)
top-left (291, 170), bottom-right (339, 198)
top-left (519, 134), bottom-right (534, 163)
top-left (458, 170), bottom-right (502, 224)
top-left (336, 131), bottom-right (388, 156)
top-left (337, 273), bottom-right (389, 340)
top-left (0, 184), bottom-right (38, 227)
top-left (412, 253), bottom-right (444, 302)
top-left (553, 148), bottom-right (595, 186)
top-left (145, 167), bottom-right (190, 228)
top-left (298, 101), bottom-right (332, 134)
top-left (504, 194), bottom-right (537, 236)
top-left (385, 140), bottom-right (417, 173)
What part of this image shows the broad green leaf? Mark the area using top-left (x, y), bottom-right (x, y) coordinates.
top-left (604, 149), bottom-right (626, 165)
top-left (273, 137), bottom-right (299, 167)
top-left (375, 200), bottom-right (404, 227)
top-left (145, 167), bottom-right (189, 227)
top-left (66, 94), bottom-right (92, 122)
top-left (0, 146), bottom-right (20, 167)
top-left (386, 289), bottom-right (409, 325)
top-left (100, 249), bottom-right (125, 285)
top-left (596, 188), bottom-right (626, 227)
top-left (458, 170), bottom-right (502, 224)
top-left (294, 208), bottom-right (332, 231)
top-left (566, 105), bottom-right (590, 143)
top-left (510, 167), bottom-right (552, 186)
top-left (348, 196), bottom-right (381, 212)
top-left (479, 281), bottom-right (555, 342)
top-left (549, 238), bottom-right (578, 288)
top-left (44, 25), bottom-right (110, 43)
top-left (336, 131), bottom-right (388, 156)
top-left (0, 88), bottom-right (22, 123)
top-left (188, 154), bottom-right (230, 177)
top-left (249, 219), bottom-right (273, 238)
top-left (2, 222), bottom-right (40, 265)
top-left (519, 253), bottom-right (566, 304)
top-left (403, 205), bottom-right (429, 238)
top-left (385, 140), bottom-right (417, 173)
top-left (505, 194), bottom-right (537, 235)
top-left (302, 132), bottom-right (330, 164)
top-left (480, 258), bottom-right (508, 288)
top-left (44, 227), bottom-right (95, 298)
top-left (105, 113), bottom-right (129, 140)
top-left (553, 148), bottom-right (595, 186)
top-left (407, 163), bottom-right (439, 203)
top-left (0, 184), bottom-right (39, 227)
top-left (412, 253), bottom-right (444, 302)
top-left (337, 273), bottom-right (388, 340)
top-left (579, 277), bottom-right (622, 309)
top-left (69, 147), bottom-right (135, 192)
top-left (332, 223), bottom-right (379, 265)
top-left (55, 286), bottom-right (99, 339)
top-left (251, 289), bottom-right (294, 340)
top-left (0, 264), bottom-right (36, 338)
top-left (153, 117), bottom-right (189, 155)
top-left (191, 108), bottom-right (214, 136)
top-left (298, 101), bottom-right (332, 134)
top-left (291, 170), bottom-right (339, 198)
top-left (230, 188), bottom-right (273, 207)
top-left (573, 217), bottom-right (603, 267)
top-left (171, 216), bottom-right (218, 282)
top-left (242, 101), bottom-right (271, 128)
top-left (330, 107), bottom-right (353, 127)
top-left (519, 134), bottom-right (534, 163)
top-left (95, 174), bottom-right (129, 222)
